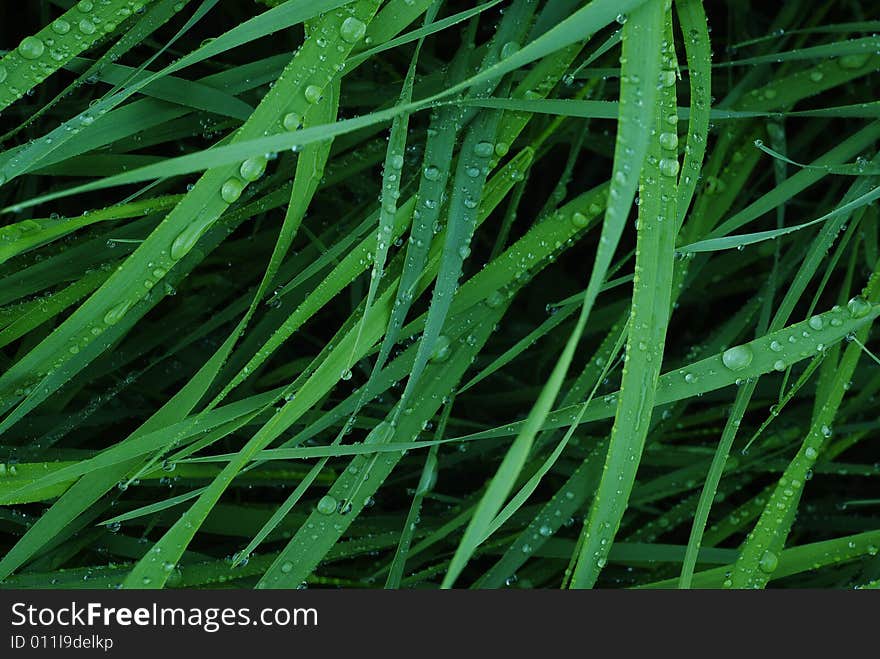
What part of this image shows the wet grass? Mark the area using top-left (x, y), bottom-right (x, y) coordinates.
top-left (0, 0), bottom-right (879, 589)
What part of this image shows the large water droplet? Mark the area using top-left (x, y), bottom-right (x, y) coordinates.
top-left (838, 54), bottom-right (869, 70)
top-left (316, 495), bottom-right (337, 515)
top-left (571, 211), bottom-right (589, 228)
top-left (500, 41), bottom-right (519, 58)
top-left (170, 223), bottom-right (204, 260)
top-left (78, 19), bottom-right (97, 35)
top-left (659, 158), bottom-right (680, 177)
top-left (659, 69), bottom-right (676, 87)
top-left (240, 155), bottom-right (267, 182)
top-left (304, 84), bottom-right (323, 104)
top-left (847, 296), bottom-right (871, 318)
top-left (721, 344), bottom-right (753, 371)
top-left (658, 132), bottom-right (678, 150)
top-left (758, 550), bottom-right (778, 574)
top-left (282, 112), bottom-right (302, 131)
top-left (18, 36), bottom-right (45, 59)
top-left (473, 141), bottom-right (494, 158)
top-left (430, 335), bottom-right (451, 363)
top-left (52, 19), bottom-right (71, 34)
top-left (221, 178), bottom-right (243, 203)
top-left (339, 16), bottom-right (366, 44)
top-left (104, 302), bottom-right (131, 326)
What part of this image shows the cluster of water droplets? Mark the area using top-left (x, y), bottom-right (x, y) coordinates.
top-left (1, 1), bottom-right (149, 103)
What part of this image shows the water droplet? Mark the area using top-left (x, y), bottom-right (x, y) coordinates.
top-left (389, 154), bottom-right (404, 169)
top-left (304, 84), bottom-right (323, 104)
top-left (659, 69), bottom-right (676, 88)
top-left (78, 19), bottom-right (97, 36)
top-left (104, 302), bottom-right (131, 326)
top-left (486, 291), bottom-right (505, 308)
top-left (773, 359), bottom-right (786, 372)
top-left (283, 112), bottom-right (302, 131)
top-left (280, 561), bottom-right (293, 573)
top-left (52, 19), bottom-right (71, 35)
top-left (316, 495), bottom-right (337, 515)
top-left (847, 296), bottom-right (871, 318)
top-left (659, 158), bottom-right (679, 177)
top-left (18, 36), bottom-right (45, 60)
top-left (769, 340), bottom-right (782, 352)
top-left (239, 155), bottom-right (267, 182)
top-left (340, 17), bottom-right (366, 44)
top-left (571, 211), bottom-right (589, 228)
top-left (430, 335), bottom-right (451, 363)
top-left (500, 41), bottom-right (519, 58)
top-left (171, 224), bottom-right (204, 260)
top-left (721, 344), bottom-right (753, 371)
top-left (473, 141), bottom-right (494, 158)
top-left (423, 165), bottom-right (440, 181)
top-left (221, 178), bottom-right (243, 203)
top-left (839, 54), bottom-right (869, 70)
top-left (758, 550), bottom-right (778, 574)
top-left (658, 132), bottom-right (678, 150)
top-left (808, 315), bottom-right (824, 330)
